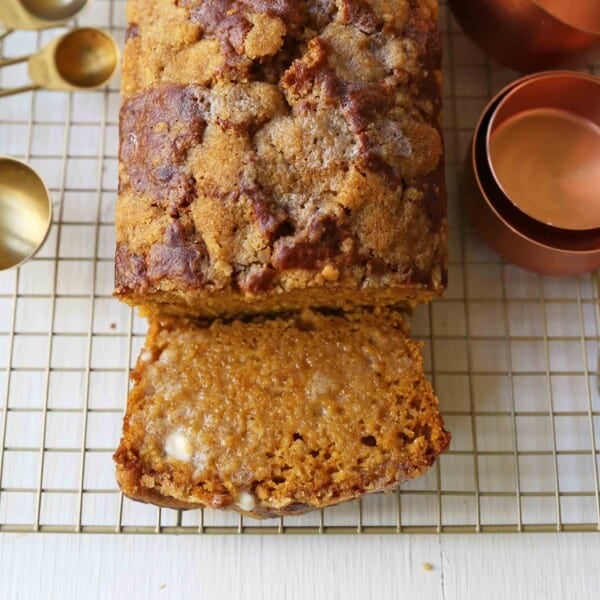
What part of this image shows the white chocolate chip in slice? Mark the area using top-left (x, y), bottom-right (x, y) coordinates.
top-left (140, 349), bottom-right (153, 363)
top-left (309, 373), bottom-right (339, 400)
top-left (431, 265), bottom-right (442, 289)
top-left (159, 348), bottom-right (176, 365)
top-left (164, 430), bottom-right (193, 463)
top-left (236, 491), bottom-right (257, 513)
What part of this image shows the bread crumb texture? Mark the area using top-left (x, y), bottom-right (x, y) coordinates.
top-left (115, 0), bottom-right (447, 317)
top-left (114, 310), bottom-right (451, 517)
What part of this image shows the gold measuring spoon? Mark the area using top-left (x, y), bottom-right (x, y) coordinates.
top-left (0, 0), bottom-right (89, 41)
top-left (0, 27), bottom-right (119, 97)
top-left (0, 156), bottom-right (52, 272)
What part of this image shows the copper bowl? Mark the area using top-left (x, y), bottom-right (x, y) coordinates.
top-left (487, 72), bottom-right (600, 231)
top-left (448, 0), bottom-right (600, 72)
top-left (464, 74), bottom-right (600, 277)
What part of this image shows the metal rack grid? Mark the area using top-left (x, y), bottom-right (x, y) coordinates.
top-left (0, 0), bottom-right (599, 535)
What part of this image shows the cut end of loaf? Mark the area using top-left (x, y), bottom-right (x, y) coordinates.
top-left (113, 310), bottom-right (451, 518)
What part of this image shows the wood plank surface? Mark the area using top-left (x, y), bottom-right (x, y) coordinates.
top-left (1, 533), bottom-right (599, 599)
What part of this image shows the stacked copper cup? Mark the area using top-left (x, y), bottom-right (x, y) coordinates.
top-left (450, 0), bottom-right (600, 276)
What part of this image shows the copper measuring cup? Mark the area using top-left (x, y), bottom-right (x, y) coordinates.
top-left (486, 72), bottom-right (600, 231)
top-left (0, 156), bottom-right (52, 272)
top-left (0, 0), bottom-right (88, 41)
top-left (464, 74), bottom-right (600, 276)
top-left (0, 27), bottom-right (119, 97)
top-left (449, 0), bottom-right (600, 72)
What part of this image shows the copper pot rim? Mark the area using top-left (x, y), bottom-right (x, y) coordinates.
top-left (448, 0), bottom-right (600, 74)
top-left (488, 71), bottom-right (600, 133)
top-left (533, 0), bottom-right (600, 35)
top-left (472, 74), bottom-right (600, 258)
top-left (484, 71), bottom-right (600, 233)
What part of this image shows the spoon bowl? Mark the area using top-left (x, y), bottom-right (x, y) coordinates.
top-left (0, 28), bottom-right (119, 97)
top-left (21, 0), bottom-right (88, 21)
top-left (52, 27), bottom-right (120, 88)
top-left (0, 156), bottom-right (52, 272)
top-left (0, 0), bottom-right (88, 30)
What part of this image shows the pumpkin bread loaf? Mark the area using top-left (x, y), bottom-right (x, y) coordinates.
top-left (115, 0), bottom-right (447, 317)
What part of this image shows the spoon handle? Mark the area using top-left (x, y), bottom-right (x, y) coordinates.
top-left (0, 54), bottom-right (29, 68)
top-left (0, 84), bottom-right (39, 97)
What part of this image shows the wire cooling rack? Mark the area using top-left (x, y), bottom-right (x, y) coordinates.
top-left (0, 0), bottom-right (599, 535)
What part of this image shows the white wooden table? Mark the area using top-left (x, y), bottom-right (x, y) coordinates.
top-left (2, 533), bottom-right (600, 599)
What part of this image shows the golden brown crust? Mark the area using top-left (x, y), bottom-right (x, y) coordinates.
top-left (114, 309), bottom-right (450, 517)
top-left (115, 0), bottom-right (447, 317)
